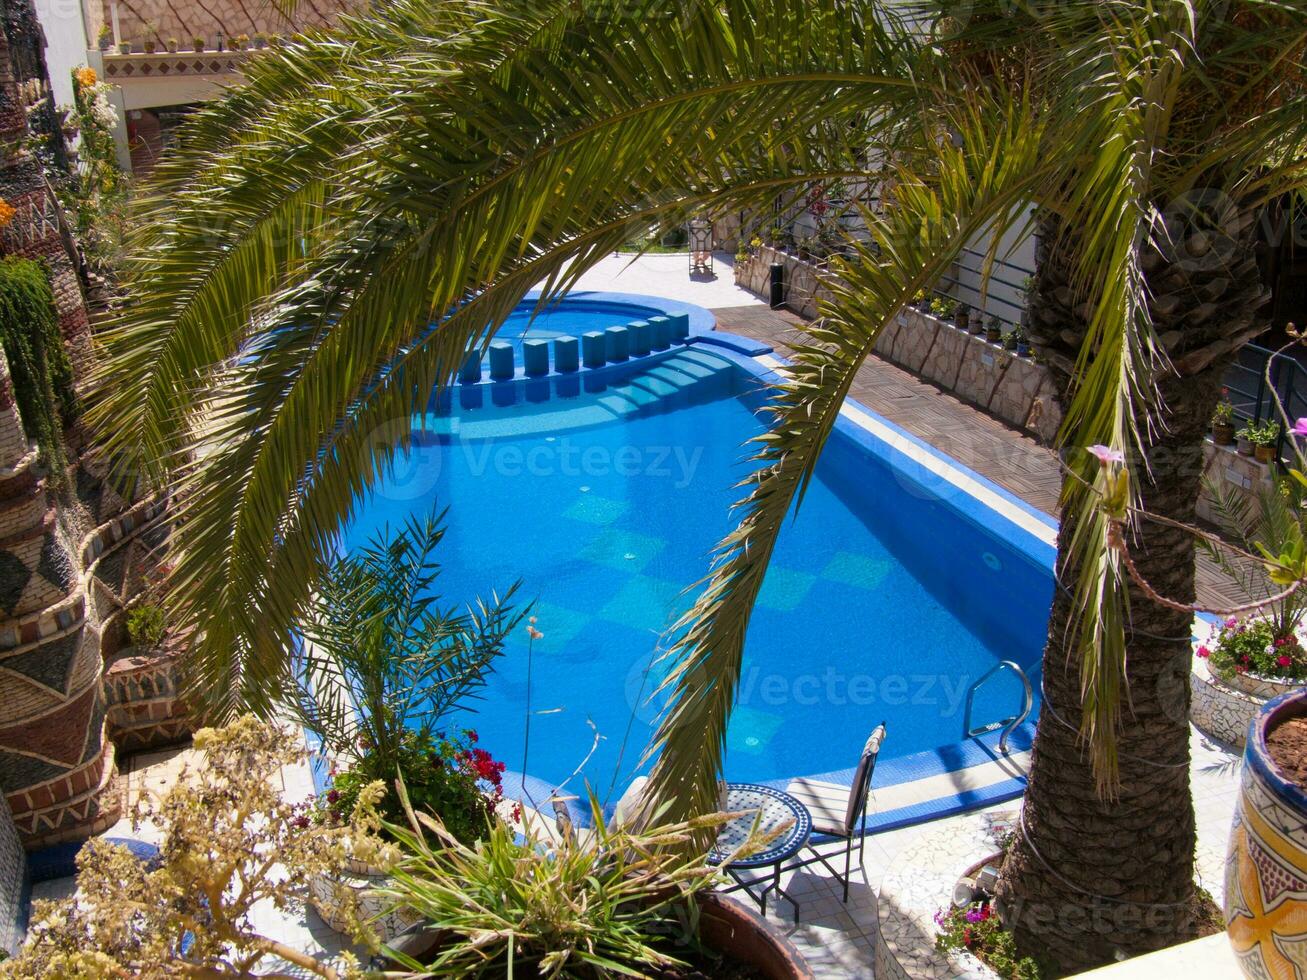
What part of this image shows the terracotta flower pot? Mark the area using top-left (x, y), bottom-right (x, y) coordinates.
top-left (1225, 689), bottom-right (1307, 977)
top-left (1255, 443), bottom-right (1276, 464)
top-left (1212, 421), bottom-right (1235, 446)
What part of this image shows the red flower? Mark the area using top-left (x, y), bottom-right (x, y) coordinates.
top-left (1279, 655), bottom-right (1293, 668)
top-left (326, 789), bottom-right (340, 804)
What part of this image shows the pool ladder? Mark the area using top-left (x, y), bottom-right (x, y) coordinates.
top-left (962, 660), bottom-right (1033, 755)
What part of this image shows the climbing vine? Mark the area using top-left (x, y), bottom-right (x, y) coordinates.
top-left (0, 257), bottom-right (76, 471)
top-left (63, 67), bottom-right (129, 283)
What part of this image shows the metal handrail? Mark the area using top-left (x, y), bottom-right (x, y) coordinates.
top-left (962, 660), bottom-right (1033, 755)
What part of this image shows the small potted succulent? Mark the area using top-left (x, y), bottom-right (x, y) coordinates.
top-left (253, 31), bottom-right (271, 49)
top-left (192, 35), bottom-right (205, 52)
top-left (142, 21), bottom-right (159, 53)
top-left (97, 24), bottom-right (112, 51)
top-left (1238, 419), bottom-right (1280, 463)
top-left (1212, 390), bottom-right (1237, 446)
top-left (985, 314), bottom-right (1003, 344)
top-left (230, 33), bottom-right (249, 51)
top-left (955, 302), bottom-right (971, 332)
top-left (166, 36), bottom-right (179, 53)
top-left (117, 38), bottom-right (131, 54)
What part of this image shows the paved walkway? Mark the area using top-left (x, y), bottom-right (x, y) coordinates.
top-left (710, 302), bottom-right (1245, 609)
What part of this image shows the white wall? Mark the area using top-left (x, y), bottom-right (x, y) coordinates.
top-left (35, 0), bottom-right (90, 108)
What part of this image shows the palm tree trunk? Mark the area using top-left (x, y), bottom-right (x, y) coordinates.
top-left (995, 211), bottom-right (1270, 972)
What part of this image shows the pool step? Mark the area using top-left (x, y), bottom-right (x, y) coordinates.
top-left (430, 349), bottom-right (740, 440)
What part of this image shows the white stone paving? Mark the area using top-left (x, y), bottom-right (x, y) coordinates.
top-left (561, 250), bottom-right (766, 309)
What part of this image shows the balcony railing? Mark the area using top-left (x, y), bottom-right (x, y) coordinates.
top-left (98, 48), bottom-right (256, 81)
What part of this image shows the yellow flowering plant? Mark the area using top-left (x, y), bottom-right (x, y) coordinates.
top-left (0, 716), bottom-right (394, 980)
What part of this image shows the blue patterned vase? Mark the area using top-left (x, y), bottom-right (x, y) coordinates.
top-left (1226, 689), bottom-right (1307, 978)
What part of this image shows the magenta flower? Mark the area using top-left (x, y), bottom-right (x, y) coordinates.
top-left (1293, 418), bottom-right (1307, 437)
top-left (1196, 645), bottom-right (1210, 659)
top-left (1087, 444), bottom-right (1125, 466)
top-left (1279, 655), bottom-right (1293, 668)
top-left (1225, 617), bottom-right (1238, 629)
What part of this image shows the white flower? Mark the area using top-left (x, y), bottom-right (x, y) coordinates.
top-left (91, 91), bottom-right (117, 129)
top-left (1266, 643), bottom-right (1277, 655)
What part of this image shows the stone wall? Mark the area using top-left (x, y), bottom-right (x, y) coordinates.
top-left (0, 794), bottom-right (26, 955)
top-left (734, 247), bottom-right (1062, 442)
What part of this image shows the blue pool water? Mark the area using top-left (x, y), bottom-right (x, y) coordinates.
top-left (344, 327), bottom-right (1053, 800)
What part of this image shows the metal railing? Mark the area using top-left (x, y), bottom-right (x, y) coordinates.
top-left (962, 660), bottom-right (1033, 756)
top-left (1221, 343), bottom-right (1307, 461)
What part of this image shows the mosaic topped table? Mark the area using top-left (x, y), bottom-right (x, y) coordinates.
top-left (709, 782), bottom-right (812, 922)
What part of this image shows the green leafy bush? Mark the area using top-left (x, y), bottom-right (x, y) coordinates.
top-left (1238, 419), bottom-right (1280, 447)
top-left (294, 510), bottom-right (524, 842)
top-left (935, 902), bottom-right (1042, 979)
top-left (319, 729), bottom-right (507, 847)
top-left (0, 258), bottom-right (76, 471)
top-left (1200, 616), bottom-right (1307, 682)
top-left (125, 603), bottom-right (167, 649)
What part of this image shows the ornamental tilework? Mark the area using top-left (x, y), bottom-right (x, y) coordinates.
top-left (1226, 760), bottom-right (1307, 979)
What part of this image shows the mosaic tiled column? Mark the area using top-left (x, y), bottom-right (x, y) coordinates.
top-left (0, 345), bottom-right (117, 846)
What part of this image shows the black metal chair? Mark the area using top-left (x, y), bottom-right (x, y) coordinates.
top-left (783, 721), bottom-right (887, 901)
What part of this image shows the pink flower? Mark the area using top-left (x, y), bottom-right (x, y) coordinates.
top-left (1196, 645), bottom-right (1210, 658)
top-left (1088, 444), bottom-right (1125, 466)
top-left (1236, 665), bottom-right (1248, 673)
top-left (1293, 418), bottom-right (1307, 437)
top-left (1225, 617), bottom-right (1238, 629)
top-left (527, 626), bottom-right (543, 640)
top-left (1279, 655), bottom-right (1293, 668)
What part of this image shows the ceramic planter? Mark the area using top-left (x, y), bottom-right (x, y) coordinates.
top-left (1225, 689), bottom-right (1307, 977)
top-left (1237, 437), bottom-right (1254, 456)
top-left (1255, 444), bottom-right (1276, 464)
top-left (309, 856), bottom-right (421, 941)
top-left (1212, 421), bottom-right (1236, 446)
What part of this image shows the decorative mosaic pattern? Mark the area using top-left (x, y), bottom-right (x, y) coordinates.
top-left (874, 812), bottom-right (1015, 980)
top-left (1192, 653), bottom-right (1267, 749)
top-left (0, 795), bottom-right (26, 955)
top-left (1226, 751), bottom-right (1307, 978)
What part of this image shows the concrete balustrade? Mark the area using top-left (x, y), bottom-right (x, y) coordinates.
top-left (648, 316), bottom-right (671, 349)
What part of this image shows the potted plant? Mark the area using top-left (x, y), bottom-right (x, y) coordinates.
top-left (230, 33), bottom-right (249, 51)
top-left (930, 295), bottom-right (958, 323)
top-left (254, 31), bottom-right (270, 49)
top-left (1238, 419), bottom-right (1280, 463)
top-left (1006, 324), bottom-right (1031, 356)
top-left (1212, 390), bottom-right (1237, 445)
top-left (292, 511), bottom-right (525, 934)
top-left (117, 39), bottom-right (131, 54)
top-left (97, 24), bottom-right (112, 51)
top-left (986, 314), bottom-right (1003, 343)
top-left (1226, 689), bottom-right (1307, 978)
top-left (0, 717), bottom-right (387, 978)
top-left (142, 21), bottom-right (158, 53)
top-left (378, 793), bottom-right (812, 978)
top-left (192, 35), bottom-right (205, 52)
top-left (166, 36), bottom-right (179, 53)
top-left (955, 302), bottom-right (971, 332)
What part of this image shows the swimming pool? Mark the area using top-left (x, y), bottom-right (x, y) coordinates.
top-left (343, 294), bottom-right (1055, 808)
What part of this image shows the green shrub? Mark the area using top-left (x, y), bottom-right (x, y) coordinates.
top-left (1201, 616), bottom-right (1307, 681)
top-left (935, 902), bottom-right (1043, 979)
top-left (0, 258), bottom-right (76, 472)
top-left (125, 603), bottom-right (167, 649)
